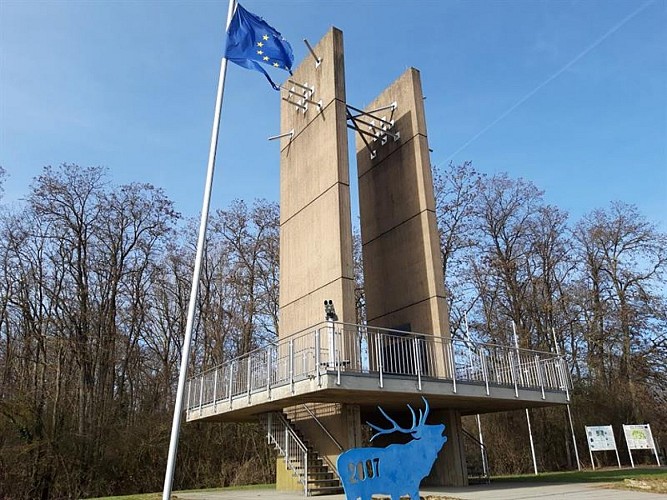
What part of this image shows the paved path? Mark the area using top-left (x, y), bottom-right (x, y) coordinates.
top-left (175, 482), bottom-right (667, 500)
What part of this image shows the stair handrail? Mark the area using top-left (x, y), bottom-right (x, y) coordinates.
top-left (302, 404), bottom-right (344, 451)
top-left (268, 412), bottom-right (309, 495)
top-left (461, 427), bottom-right (490, 482)
top-left (301, 404), bottom-right (343, 480)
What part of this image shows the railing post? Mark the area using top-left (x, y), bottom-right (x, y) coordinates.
top-left (509, 351), bottom-right (519, 397)
top-left (535, 354), bottom-right (545, 400)
top-left (315, 329), bottom-right (321, 387)
top-left (198, 373), bottom-right (205, 416)
top-left (335, 327), bottom-right (341, 386)
top-left (228, 361), bottom-right (235, 409)
top-left (213, 368), bottom-right (219, 411)
top-left (377, 333), bottom-right (384, 388)
top-left (558, 355), bottom-right (570, 401)
top-left (285, 423), bottom-right (289, 466)
top-left (267, 348), bottom-right (272, 397)
top-left (267, 412), bottom-right (272, 444)
top-left (413, 337), bottom-right (422, 391)
top-left (304, 450), bottom-right (308, 496)
top-left (289, 340), bottom-right (294, 394)
top-left (186, 379), bottom-right (192, 417)
top-left (328, 319), bottom-right (335, 368)
top-left (481, 350), bottom-right (490, 396)
top-left (448, 340), bottom-right (457, 394)
top-left (247, 355), bottom-right (252, 402)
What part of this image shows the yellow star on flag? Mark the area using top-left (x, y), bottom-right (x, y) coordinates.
top-left (262, 34), bottom-right (269, 41)
top-left (273, 62), bottom-right (279, 67)
top-left (257, 50), bottom-right (263, 55)
top-left (257, 42), bottom-right (264, 47)
top-left (263, 56), bottom-right (270, 61)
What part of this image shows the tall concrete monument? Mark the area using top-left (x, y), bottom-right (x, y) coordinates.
top-left (185, 26), bottom-right (571, 497)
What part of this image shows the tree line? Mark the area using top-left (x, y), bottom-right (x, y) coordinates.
top-left (0, 163), bottom-right (664, 498)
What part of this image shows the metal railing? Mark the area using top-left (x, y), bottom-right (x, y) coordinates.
top-left (265, 412), bottom-right (309, 496)
top-left (186, 322), bottom-right (571, 417)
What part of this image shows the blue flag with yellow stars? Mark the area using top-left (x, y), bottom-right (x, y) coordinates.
top-left (225, 3), bottom-right (294, 90)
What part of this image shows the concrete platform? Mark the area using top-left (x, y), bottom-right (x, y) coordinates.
top-left (187, 371), bottom-right (568, 423)
top-left (173, 482), bottom-right (667, 500)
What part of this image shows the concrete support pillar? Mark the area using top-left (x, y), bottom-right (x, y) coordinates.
top-left (424, 409), bottom-right (468, 487)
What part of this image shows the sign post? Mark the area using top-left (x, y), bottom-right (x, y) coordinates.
top-left (623, 424), bottom-right (660, 467)
top-left (585, 425), bottom-right (621, 469)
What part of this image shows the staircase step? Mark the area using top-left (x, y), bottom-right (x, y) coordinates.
top-left (309, 485), bottom-right (344, 495)
top-left (266, 411), bottom-right (343, 496)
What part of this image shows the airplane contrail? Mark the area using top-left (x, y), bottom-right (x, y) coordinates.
top-left (443, 0), bottom-right (656, 162)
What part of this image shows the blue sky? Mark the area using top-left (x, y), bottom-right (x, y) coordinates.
top-left (1, 0), bottom-right (665, 230)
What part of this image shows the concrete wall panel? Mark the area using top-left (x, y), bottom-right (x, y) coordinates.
top-left (279, 28), bottom-right (355, 337)
top-left (355, 67), bottom-right (450, 341)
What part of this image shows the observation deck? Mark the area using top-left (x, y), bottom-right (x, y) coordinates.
top-left (185, 322), bottom-right (570, 423)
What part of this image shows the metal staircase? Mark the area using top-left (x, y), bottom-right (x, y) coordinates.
top-left (264, 412), bottom-right (343, 496)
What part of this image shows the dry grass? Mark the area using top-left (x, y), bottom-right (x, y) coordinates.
top-left (605, 477), bottom-right (667, 494)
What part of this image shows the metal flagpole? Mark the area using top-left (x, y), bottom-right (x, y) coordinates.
top-left (162, 0), bottom-right (237, 498)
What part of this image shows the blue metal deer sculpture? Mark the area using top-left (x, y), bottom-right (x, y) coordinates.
top-left (337, 398), bottom-right (447, 500)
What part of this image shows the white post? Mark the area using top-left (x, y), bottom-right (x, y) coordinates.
top-left (552, 327), bottom-right (570, 401)
top-left (198, 376), bottom-right (204, 416)
top-left (315, 329), bottom-right (321, 387)
top-left (377, 334), bottom-right (384, 388)
top-left (526, 408), bottom-right (538, 475)
top-left (512, 321), bottom-right (525, 386)
top-left (535, 354), bottom-right (545, 400)
top-left (476, 414), bottom-right (488, 477)
top-left (335, 327), bottom-right (341, 386)
top-left (228, 362), bottom-right (235, 408)
top-left (448, 340), bottom-right (457, 394)
top-left (413, 337), bottom-right (422, 391)
top-left (162, 1), bottom-right (237, 497)
top-left (509, 351), bottom-right (518, 397)
top-left (625, 426), bottom-right (635, 468)
top-left (267, 347), bottom-right (272, 396)
top-left (481, 350), bottom-right (490, 396)
top-left (212, 369), bottom-right (218, 412)
top-left (247, 355), bottom-right (252, 401)
top-left (566, 405), bottom-right (581, 471)
top-left (289, 340), bottom-right (294, 393)
top-left (328, 319), bottom-right (335, 368)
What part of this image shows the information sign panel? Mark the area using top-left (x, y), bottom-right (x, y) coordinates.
top-left (586, 425), bottom-right (617, 451)
top-left (623, 424), bottom-right (654, 450)
top-left (623, 424), bottom-right (660, 467)
top-left (585, 425), bottom-right (621, 469)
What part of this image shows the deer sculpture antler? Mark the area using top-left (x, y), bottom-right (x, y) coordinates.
top-left (368, 397), bottom-right (430, 442)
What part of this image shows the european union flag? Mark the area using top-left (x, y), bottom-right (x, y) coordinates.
top-left (225, 3), bottom-right (294, 90)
